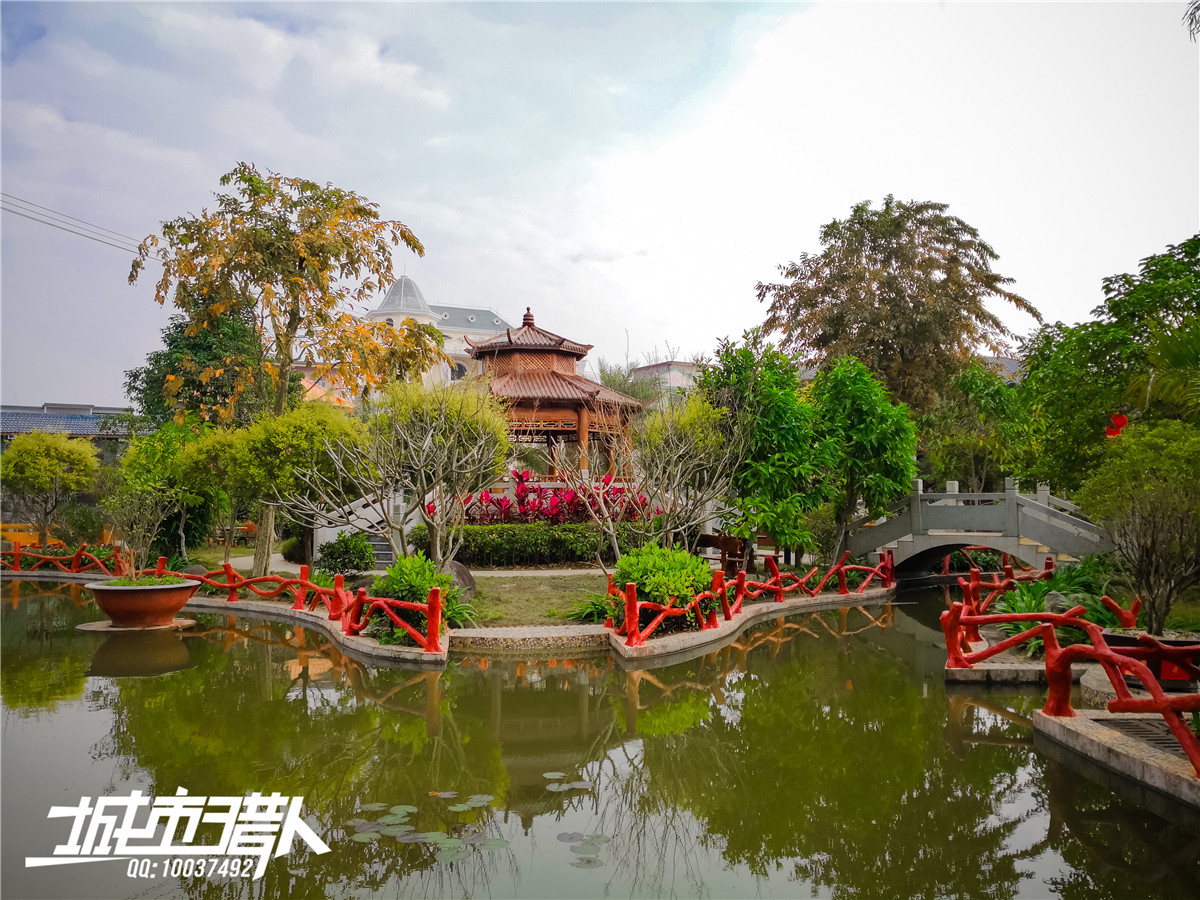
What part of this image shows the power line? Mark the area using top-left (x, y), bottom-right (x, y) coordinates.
top-left (1, 191), bottom-right (145, 244)
top-left (1, 205), bottom-right (142, 256)
top-left (1, 195), bottom-right (163, 261)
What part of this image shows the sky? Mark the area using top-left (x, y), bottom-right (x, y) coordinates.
top-left (1, 1), bottom-right (1197, 408)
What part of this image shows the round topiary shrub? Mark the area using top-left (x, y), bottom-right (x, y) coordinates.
top-left (315, 531), bottom-right (375, 575)
top-left (614, 544), bottom-right (716, 635)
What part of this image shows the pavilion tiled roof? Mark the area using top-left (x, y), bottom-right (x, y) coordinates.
top-left (487, 371), bottom-right (643, 408)
top-left (466, 308), bottom-right (593, 359)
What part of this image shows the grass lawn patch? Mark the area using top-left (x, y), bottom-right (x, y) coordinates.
top-left (471, 574), bottom-right (610, 626)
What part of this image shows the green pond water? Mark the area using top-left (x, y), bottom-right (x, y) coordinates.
top-left (3, 579), bottom-right (1200, 899)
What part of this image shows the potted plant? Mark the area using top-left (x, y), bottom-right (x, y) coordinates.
top-left (88, 474), bottom-right (199, 628)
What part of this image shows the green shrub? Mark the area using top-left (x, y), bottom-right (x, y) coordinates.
top-left (991, 554), bottom-right (1135, 656)
top-left (409, 522), bottom-right (639, 567)
top-left (564, 591), bottom-right (621, 624)
top-left (614, 544), bottom-right (717, 634)
top-left (315, 532), bottom-right (375, 575)
top-left (946, 549), bottom-right (1004, 573)
top-left (281, 536), bottom-right (307, 565)
top-left (367, 553), bottom-right (473, 645)
top-left (51, 502), bottom-right (106, 546)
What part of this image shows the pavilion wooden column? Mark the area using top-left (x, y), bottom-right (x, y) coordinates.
top-left (577, 404), bottom-right (590, 474)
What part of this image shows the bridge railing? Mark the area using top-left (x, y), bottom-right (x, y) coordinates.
top-left (849, 478), bottom-right (1110, 561)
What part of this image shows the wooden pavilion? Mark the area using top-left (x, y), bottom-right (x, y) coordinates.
top-left (466, 308), bottom-right (643, 476)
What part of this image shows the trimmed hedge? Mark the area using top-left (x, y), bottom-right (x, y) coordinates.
top-left (409, 522), bottom-right (639, 567)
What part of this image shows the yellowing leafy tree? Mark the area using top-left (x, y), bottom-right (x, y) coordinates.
top-left (130, 162), bottom-right (445, 418)
top-left (131, 162), bottom-right (446, 575)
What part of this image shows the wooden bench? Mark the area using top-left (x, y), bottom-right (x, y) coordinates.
top-left (696, 533), bottom-right (747, 578)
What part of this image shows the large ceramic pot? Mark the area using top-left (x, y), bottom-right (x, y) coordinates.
top-left (87, 579), bottom-right (201, 628)
top-left (1103, 629), bottom-right (1200, 692)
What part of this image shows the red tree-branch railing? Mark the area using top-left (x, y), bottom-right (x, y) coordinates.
top-left (606, 551), bottom-right (895, 647)
top-left (2, 552), bottom-right (445, 653)
top-left (1, 544), bottom-right (126, 577)
top-left (133, 558), bottom-right (445, 653)
top-left (939, 596), bottom-right (1200, 775)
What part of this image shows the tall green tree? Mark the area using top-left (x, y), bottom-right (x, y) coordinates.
top-left (1077, 421), bottom-right (1200, 635)
top-left (695, 330), bottom-right (831, 557)
top-left (131, 162), bottom-right (446, 576)
top-left (1015, 234), bottom-right (1200, 492)
top-left (0, 432), bottom-right (98, 547)
top-left (757, 196), bottom-right (1040, 414)
top-left (920, 360), bottom-right (1020, 493)
top-left (124, 311), bottom-right (280, 427)
top-left (810, 358), bottom-right (918, 556)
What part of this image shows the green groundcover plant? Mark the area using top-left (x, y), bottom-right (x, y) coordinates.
top-left (991, 555), bottom-right (1131, 656)
top-left (367, 553), bottom-right (474, 645)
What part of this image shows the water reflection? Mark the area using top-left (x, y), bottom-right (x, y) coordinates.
top-left (2, 582), bottom-right (1199, 899)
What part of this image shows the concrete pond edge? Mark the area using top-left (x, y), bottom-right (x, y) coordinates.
top-left (5, 570), bottom-right (896, 669)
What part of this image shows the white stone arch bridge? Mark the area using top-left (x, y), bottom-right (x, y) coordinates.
top-left (847, 479), bottom-right (1112, 576)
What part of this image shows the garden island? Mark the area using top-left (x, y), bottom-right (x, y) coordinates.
top-left (2, 160), bottom-right (1198, 898)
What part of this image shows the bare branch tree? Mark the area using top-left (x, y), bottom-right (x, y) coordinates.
top-left (276, 383), bottom-right (510, 571)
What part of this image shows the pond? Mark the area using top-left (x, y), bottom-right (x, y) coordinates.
top-left (2, 580), bottom-right (1199, 899)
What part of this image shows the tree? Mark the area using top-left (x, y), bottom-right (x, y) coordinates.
top-left (810, 358), bottom-right (918, 556)
top-left (598, 359), bottom-right (660, 405)
top-left (0, 432), bottom-right (98, 547)
top-left (695, 329), bottom-right (831, 559)
top-left (281, 385), bottom-right (509, 571)
top-left (757, 196), bottom-right (1041, 414)
top-left (1014, 234), bottom-right (1200, 492)
top-left (176, 429), bottom-right (263, 564)
top-left (920, 360), bottom-right (1020, 493)
top-left (115, 416), bottom-right (211, 563)
top-left (124, 311), bottom-right (272, 427)
top-left (131, 162), bottom-right (447, 575)
top-left (1188, 0), bottom-right (1200, 40)
top-left (1077, 421), bottom-right (1200, 635)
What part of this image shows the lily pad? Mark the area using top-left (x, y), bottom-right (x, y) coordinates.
top-left (480, 838), bottom-right (510, 850)
top-left (436, 847), bottom-right (471, 863)
top-left (354, 822), bottom-right (383, 833)
top-left (390, 805), bottom-right (418, 815)
top-left (571, 842), bottom-right (602, 856)
top-left (446, 803), bottom-right (472, 812)
top-left (468, 794), bottom-right (494, 803)
top-left (351, 832), bottom-right (380, 843)
top-left (460, 834), bottom-right (485, 845)
top-left (396, 833), bottom-right (428, 843)
top-left (585, 834), bottom-right (611, 844)
top-left (380, 824), bottom-right (414, 837)
top-left (546, 783), bottom-right (569, 792)
top-left (542, 771), bottom-right (566, 779)
top-left (567, 781), bottom-right (595, 790)
top-left (346, 817), bottom-right (369, 828)
top-left (379, 814), bottom-right (408, 825)
top-left (466, 798), bottom-right (492, 808)
top-left (360, 802), bottom-right (388, 812)
top-left (435, 791), bottom-right (458, 799)
top-left (438, 838), bottom-right (463, 849)
top-left (557, 832), bottom-right (585, 843)
top-left (571, 856), bottom-right (604, 868)
top-left (422, 831), bottom-right (450, 842)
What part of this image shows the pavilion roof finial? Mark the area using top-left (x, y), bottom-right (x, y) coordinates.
top-left (523, 307), bottom-right (534, 327)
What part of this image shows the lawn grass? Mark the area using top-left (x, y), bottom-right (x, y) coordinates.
top-left (471, 573), bottom-right (610, 626)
